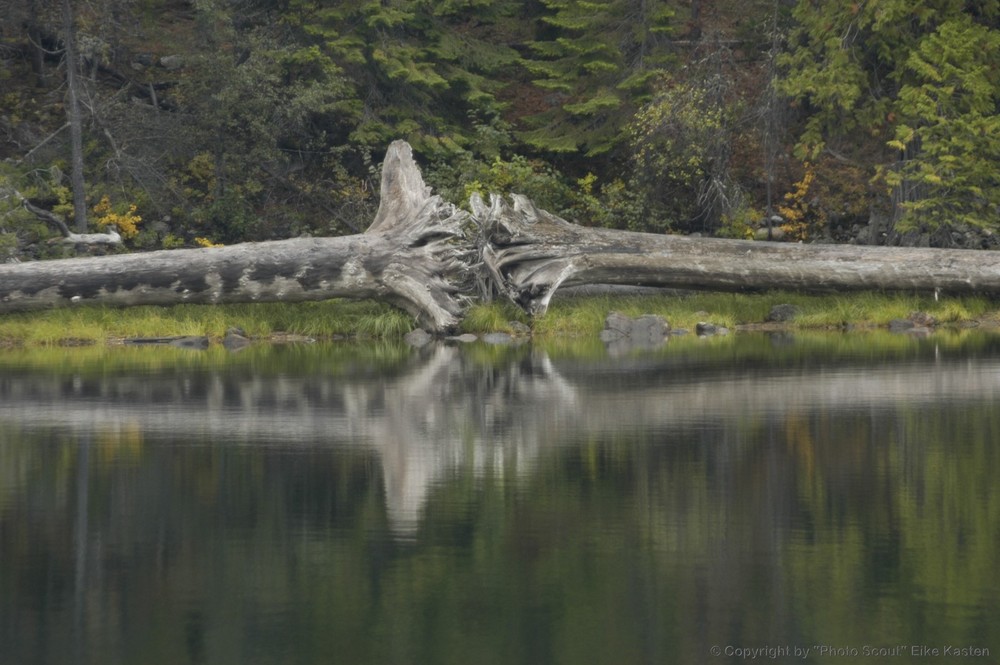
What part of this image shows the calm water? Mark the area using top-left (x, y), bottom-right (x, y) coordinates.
top-left (1, 333), bottom-right (998, 664)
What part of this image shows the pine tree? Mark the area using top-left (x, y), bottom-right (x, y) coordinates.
top-left (886, 15), bottom-right (1000, 228)
top-left (285, 0), bottom-right (525, 160)
top-left (521, 0), bottom-right (675, 157)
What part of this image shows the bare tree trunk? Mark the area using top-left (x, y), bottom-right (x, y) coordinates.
top-left (689, 0), bottom-right (702, 40)
top-left (62, 0), bottom-right (88, 233)
top-left (476, 193), bottom-right (1000, 316)
top-left (762, 0), bottom-right (785, 240)
top-left (3, 140), bottom-right (1000, 332)
top-left (0, 141), bottom-right (475, 332)
top-left (26, 0), bottom-right (48, 87)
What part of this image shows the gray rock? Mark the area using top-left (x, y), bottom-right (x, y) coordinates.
top-left (223, 328), bottom-right (251, 351)
top-left (695, 322), bottom-right (717, 336)
top-left (600, 311), bottom-right (633, 341)
top-left (601, 311), bottom-right (670, 355)
top-left (446, 333), bottom-right (479, 343)
top-left (908, 311), bottom-right (936, 327)
top-left (599, 328), bottom-right (623, 343)
top-left (766, 303), bottom-right (800, 322)
top-left (695, 322), bottom-right (730, 337)
top-left (631, 314), bottom-right (670, 340)
top-left (888, 319), bottom-right (915, 333)
top-left (508, 321), bottom-right (532, 336)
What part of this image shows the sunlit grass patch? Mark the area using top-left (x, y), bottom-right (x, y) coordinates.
top-left (930, 295), bottom-right (993, 323)
top-left (534, 290), bottom-right (999, 336)
top-left (460, 301), bottom-right (531, 334)
top-left (0, 299), bottom-right (420, 346)
top-left (533, 295), bottom-right (616, 336)
top-left (790, 292), bottom-right (995, 327)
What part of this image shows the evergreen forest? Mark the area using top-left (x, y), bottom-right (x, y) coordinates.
top-left (0, 0), bottom-right (998, 259)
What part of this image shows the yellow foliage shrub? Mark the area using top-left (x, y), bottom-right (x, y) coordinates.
top-left (92, 195), bottom-right (142, 239)
top-left (194, 236), bottom-right (224, 248)
top-left (777, 165), bottom-right (821, 241)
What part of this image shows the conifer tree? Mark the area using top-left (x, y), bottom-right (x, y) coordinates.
top-left (780, 0), bottom-right (1000, 230)
top-left (285, 0), bottom-right (525, 160)
top-left (886, 15), bottom-right (1000, 228)
top-left (522, 0), bottom-right (675, 157)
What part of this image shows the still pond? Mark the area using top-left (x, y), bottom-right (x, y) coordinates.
top-left (1, 332), bottom-right (998, 664)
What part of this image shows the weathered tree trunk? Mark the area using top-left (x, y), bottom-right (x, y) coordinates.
top-left (475, 193), bottom-right (1000, 316)
top-left (0, 141), bottom-right (475, 332)
top-left (62, 0), bottom-right (88, 233)
top-left (3, 140), bottom-right (1000, 332)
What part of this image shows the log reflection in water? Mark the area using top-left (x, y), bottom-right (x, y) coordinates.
top-left (1, 344), bottom-right (998, 533)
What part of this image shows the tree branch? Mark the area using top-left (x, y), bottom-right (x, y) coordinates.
top-left (7, 188), bottom-right (122, 245)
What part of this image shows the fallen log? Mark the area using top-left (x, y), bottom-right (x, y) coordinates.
top-left (475, 194), bottom-right (1000, 316)
top-left (2, 140), bottom-right (1000, 332)
top-left (0, 141), bottom-right (476, 332)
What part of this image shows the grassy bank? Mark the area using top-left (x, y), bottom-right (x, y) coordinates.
top-left (1, 291), bottom-right (998, 347)
top-left (464, 291), bottom-right (999, 336)
top-left (536, 292), bottom-right (1000, 333)
top-left (0, 300), bottom-right (414, 347)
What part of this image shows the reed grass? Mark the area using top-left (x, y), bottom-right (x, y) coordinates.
top-left (460, 301), bottom-right (528, 334)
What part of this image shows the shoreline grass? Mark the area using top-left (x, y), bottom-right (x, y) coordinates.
top-left (465, 291), bottom-right (998, 336)
top-left (0, 300), bottom-right (413, 347)
top-left (1, 291), bottom-right (998, 347)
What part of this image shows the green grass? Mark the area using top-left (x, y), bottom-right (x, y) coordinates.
top-left (0, 291), bottom-right (996, 347)
top-left (460, 301), bottom-right (529, 334)
top-left (0, 300), bottom-right (418, 347)
top-left (534, 290), bottom-right (997, 336)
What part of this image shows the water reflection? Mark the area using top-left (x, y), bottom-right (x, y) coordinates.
top-left (1, 334), bottom-right (998, 664)
top-left (2, 338), bottom-right (999, 535)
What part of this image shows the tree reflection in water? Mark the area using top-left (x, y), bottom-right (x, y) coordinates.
top-left (0, 337), bottom-right (998, 664)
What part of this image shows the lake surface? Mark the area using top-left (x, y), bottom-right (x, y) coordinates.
top-left (1, 333), bottom-right (998, 664)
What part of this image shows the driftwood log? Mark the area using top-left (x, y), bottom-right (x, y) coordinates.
top-left (475, 194), bottom-right (1000, 316)
top-left (3, 140), bottom-right (1000, 332)
top-left (0, 142), bottom-right (476, 332)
